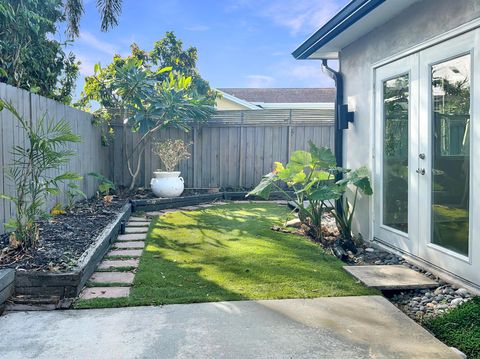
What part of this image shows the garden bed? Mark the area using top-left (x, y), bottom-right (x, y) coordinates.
top-left (0, 198), bottom-right (131, 299)
top-left (130, 189), bottom-right (293, 212)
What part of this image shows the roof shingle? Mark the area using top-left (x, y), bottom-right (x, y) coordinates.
top-left (218, 88), bottom-right (335, 103)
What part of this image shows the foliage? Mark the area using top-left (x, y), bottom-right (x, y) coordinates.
top-left (0, 100), bottom-right (82, 248)
top-left (425, 297), bottom-right (480, 359)
top-left (88, 172), bottom-right (116, 196)
top-left (248, 141), bottom-right (372, 242)
top-left (75, 203), bottom-right (377, 308)
top-left (0, 0), bottom-right (79, 104)
top-left (152, 139), bottom-right (191, 172)
top-left (66, 182), bottom-right (87, 209)
top-left (64, 0), bottom-right (122, 38)
top-left (331, 167), bottom-right (373, 241)
top-left (78, 35), bottom-right (216, 190)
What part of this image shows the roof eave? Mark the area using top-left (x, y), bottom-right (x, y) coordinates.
top-left (292, 0), bottom-right (386, 60)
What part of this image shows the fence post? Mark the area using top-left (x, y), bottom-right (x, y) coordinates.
top-left (238, 112), bottom-right (245, 188)
top-left (193, 127), bottom-right (198, 188)
top-left (287, 110), bottom-right (293, 160)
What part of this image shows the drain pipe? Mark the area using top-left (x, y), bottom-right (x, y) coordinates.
top-left (321, 59), bottom-right (355, 215)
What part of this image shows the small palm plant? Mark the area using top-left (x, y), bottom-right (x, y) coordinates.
top-left (0, 100), bottom-right (82, 249)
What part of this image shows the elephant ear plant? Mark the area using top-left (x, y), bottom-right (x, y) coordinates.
top-left (248, 141), bottom-right (372, 250)
top-left (0, 100), bottom-right (82, 249)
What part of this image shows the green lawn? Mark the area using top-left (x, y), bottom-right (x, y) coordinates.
top-left (75, 203), bottom-right (376, 308)
top-left (425, 297), bottom-right (480, 359)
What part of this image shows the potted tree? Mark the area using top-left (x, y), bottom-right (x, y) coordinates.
top-left (151, 139), bottom-right (191, 197)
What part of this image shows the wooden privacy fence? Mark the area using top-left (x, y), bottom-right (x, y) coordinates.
top-left (0, 83), bottom-right (111, 233)
top-left (112, 108), bottom-right (335, 189)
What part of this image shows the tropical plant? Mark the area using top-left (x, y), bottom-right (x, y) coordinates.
top-left (152, 139), bottom-right (191, 172)
top-left (0, 100), bottom-right (82, 248)
top-left (64, 0), bottom-right (122, 37)
top-left (78, 37), bottom-right (216, 190)
top-left (248, 141), bottom-right (372, 244)
top-left (331, 167), bottom-right (373, 242)
top-left (88, 172), bottom-right (116, 196)
top-left (66, 182), bottom-right (87, 209)
top-left (0, 0), bottom-right (79, 104)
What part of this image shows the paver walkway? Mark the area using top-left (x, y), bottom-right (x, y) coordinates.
top-left (79, 204), bottom-right (214, 301)
top-left (79, 214), bottom-right (151, 300)
top-left (0, 296), bottom-right (459, 359)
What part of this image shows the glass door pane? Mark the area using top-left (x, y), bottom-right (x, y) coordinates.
top-left (383, 75), bottom-right (409, 233)
top-left (431, 54), bottom-right (470, 255)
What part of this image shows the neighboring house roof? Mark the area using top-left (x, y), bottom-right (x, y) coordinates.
top-left (292, 0), bottom-right (420, 60)
top-left (217, 90), bottom-right (261, 110)
top-left (218, 88), bottom-right (335, 104)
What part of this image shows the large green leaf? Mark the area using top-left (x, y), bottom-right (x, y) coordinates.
top-left (308, 185), bottom-right (343, 201)
top-left (247, 172), bottom-right (277, 199)
top-left (337, 166), bottom-right (373, 195)
top-left (308, 141), bottom-right (336, 167)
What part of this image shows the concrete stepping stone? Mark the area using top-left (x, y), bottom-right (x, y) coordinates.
top-left (114, 241), bottom-right (145, 249)
top-left (80, 287), bottom-right (130, 299)
top-left (127, 221), bottom-right (150, 227)
top-left (198, 203), bottom-right (214, 208)
top-left (125, 227), bottom-right (149, 234)
top-left (129, 216), bottom-right (147, 222)
top-left (118, 233), bottom-right (146, 241)
top-left (98, 259), bottom-right (139, 270)
top-left (90, 272), bottom-right (135, 285)
top-left (344, 265), bottom-right (438, 290)
top-left (107, 249), bottom-right (143, 257)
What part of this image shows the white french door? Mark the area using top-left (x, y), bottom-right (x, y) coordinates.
top-left (374, 30), bottom-right (480, 285)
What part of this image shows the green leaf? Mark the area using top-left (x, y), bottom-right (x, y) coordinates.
top-left (247, 172), bottom-right (277, 199)
top-left (308, 185), bottom-right (343, 201)
top-left (54, 172), bottom-right (83, 182)
top-left (308, 141), bottom-right (336, 167)
top-left (290, 150), bottom-right (312, 167)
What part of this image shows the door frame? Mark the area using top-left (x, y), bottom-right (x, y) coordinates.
top-left (371, 29), bottom-right (480, 285)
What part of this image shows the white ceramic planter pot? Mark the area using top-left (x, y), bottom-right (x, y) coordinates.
top-left (150, 171), bottom-right (184, 198)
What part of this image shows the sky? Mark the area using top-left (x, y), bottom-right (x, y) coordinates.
top-left (65, 0), bottom-right (349, 98)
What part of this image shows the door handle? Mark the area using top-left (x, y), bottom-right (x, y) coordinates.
top-left (416, 168), bottom-right (425, 175)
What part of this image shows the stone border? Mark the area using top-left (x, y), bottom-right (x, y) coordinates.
top-left (131, 191), bottom-right (293, 212)
top-left (14, 203), bottom-right (132, 299)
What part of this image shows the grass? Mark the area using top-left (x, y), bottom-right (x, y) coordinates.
top-left (75, 203), bottom-right (377, 308)
top-left (425, 297), bottom-right (480, 359)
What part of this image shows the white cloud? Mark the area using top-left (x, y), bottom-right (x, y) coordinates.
top-left (76, 54), bottom-right (97, 77)
top-left (78, 31), bottom-right (118, 55)
top-left (227, 0), bottom-right (346, 34)
top-left (246, 75), bottom-right (275, 87)
top-left (272, 61), bottom-right (336, 87)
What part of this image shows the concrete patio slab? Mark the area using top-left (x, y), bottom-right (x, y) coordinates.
top-left (98, 259), bottom-right (139, 270)
top-left (90, 272), bottom-right (135, 285)
top-left (344, 265), bottom-right (438, 290)
top-left (0, 296), bottom-right (457, 359)
top-left (106, 249), bottom-right (143, 257)
top-left (79, 287), bottom-right (130, 300)
top-left (124, 227), bottom-right (149, 234)
top-left (117, 233), bottom-right (146, 241)
top-left (113, 241), bottom-right (145, 249)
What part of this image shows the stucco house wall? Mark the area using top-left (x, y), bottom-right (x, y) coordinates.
top-left (340, 0), bottom-right (480, 240)
top-left (215, 97), bottom-right (252, 110)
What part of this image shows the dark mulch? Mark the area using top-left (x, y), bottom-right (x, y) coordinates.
top-left (0, 197), bottom-right (126, 272)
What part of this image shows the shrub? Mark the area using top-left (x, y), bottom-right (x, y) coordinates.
top-left (0, 100), bottom-right (82, 248)
top-left (248, 141), bottom-right (372, 244)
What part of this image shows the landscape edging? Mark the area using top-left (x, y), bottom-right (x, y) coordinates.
top-left (14, 203), bottom-right (132, 299)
